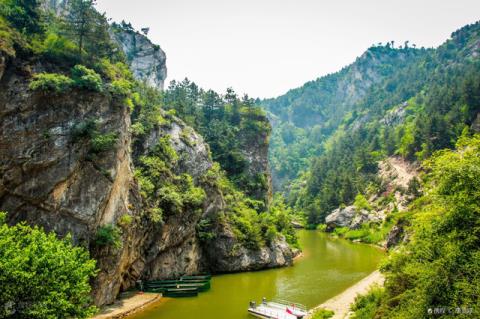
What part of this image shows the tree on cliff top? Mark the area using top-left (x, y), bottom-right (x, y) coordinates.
top-left (0, 212), bottom-right (98, 319)
top-left (64, 0), bottom-right (115, 61)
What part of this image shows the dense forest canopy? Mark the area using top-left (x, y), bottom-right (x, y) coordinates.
top-left (263, 21), bottom-right (480, 225)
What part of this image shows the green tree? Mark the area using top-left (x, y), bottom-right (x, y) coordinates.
top-left (0, 212), bottom-right (97, 318)
top-left (64, 0), bottom-right (114, 61)
top-left (0, 0), bottom-right (44, 34)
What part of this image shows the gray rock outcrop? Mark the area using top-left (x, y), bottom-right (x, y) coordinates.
top-left (325, 206), bottom-right (385, 231)
top-left (111, 23), bottom-right (167, 90)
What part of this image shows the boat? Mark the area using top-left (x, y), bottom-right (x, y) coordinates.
top-left (163, 288), bottom-right (199, 297)
top-left (144, 282), bottom-right (210, 292)
top-left (180, 274), bottom-right (212, 280)
top-left (248, 298), bottom-right (308, 319)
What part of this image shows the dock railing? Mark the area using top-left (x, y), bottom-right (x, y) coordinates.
top-left (270, 299), bottom-right (308, 312)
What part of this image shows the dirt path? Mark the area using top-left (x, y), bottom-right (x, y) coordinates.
top-left (92, 292), bottom-right (161, 319)
top-left (307, 270), bottom-right (384, 319)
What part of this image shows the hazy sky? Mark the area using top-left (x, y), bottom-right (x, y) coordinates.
top-left (96, 0), bottom-right (480, 98)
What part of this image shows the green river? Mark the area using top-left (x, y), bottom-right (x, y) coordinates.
top-left (129, 230), bottom-right (384, 319)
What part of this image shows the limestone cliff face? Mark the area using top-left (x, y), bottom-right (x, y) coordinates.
top-left (40, 2), bottom-right (168, 90)
top-left (0, 56), bottom-right (292, 306)
top-left (0, 56), bottom-right (135, 306)
top-left (111, 23), bottom-right (167, 90)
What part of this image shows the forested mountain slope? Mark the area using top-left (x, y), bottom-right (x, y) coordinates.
top-left (292, 21), bottom-right (480, 224)
top-left (262, 44), bottom-right (429, 189)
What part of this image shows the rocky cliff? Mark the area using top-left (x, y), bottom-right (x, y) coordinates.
top-left (0, 54), bottom-right (292, 307)
top-left (40, 2), bottom-right (168, 91)
top-left (111, 22), bottom-right (167, 90)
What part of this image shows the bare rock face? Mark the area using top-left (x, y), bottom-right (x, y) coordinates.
top-left (385, 219), bottom-right (410, 249)
top-left (325, 206), bottom-right (357, 230)
top-left (325, 206), bottom-right (385, 231)
top-left (203, 222), bottom-right (294, 272)
top-left (111, 23), bottom-right (167, 90)
top-left (0, 57), bottom-right (135, 306)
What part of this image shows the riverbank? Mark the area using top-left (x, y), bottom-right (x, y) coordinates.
top-left (92, 292), bottom-right (161, 319)
top-left (307, 270), bottom-right (384, 319)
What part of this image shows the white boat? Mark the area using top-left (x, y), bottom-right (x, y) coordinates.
top-left (248, 298), bottom-right (308, 319)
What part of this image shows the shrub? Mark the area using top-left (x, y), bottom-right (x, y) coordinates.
top-left (158, 185), bottom-right (184, 213)
top-left (29, 72), bottom-right (73, 93)
top-left (265, 225), bottom-right (278, 244)
top-left (95, 59), bottom-right (133, 81)
top-left (90, 132), bottom-right (117, 153)
top-left (196, 218), bottom-right (216, 242)
top-left (109, 78), bottom-right (133, 96)
top-left (354, 193), bottom-right (372, 211)
top-left (71, 65), bottom-right (103, 92)
top-left (32, 32), bottom-right (79, 63)
top-left (131, 122), bottom-right (146, 136)
top-left (0, 212), bottom-right (97, 318)
top-left (333, 226), bottom-right (349, 236)
top-left (94, 224), bottom-right (122, 249)
top-left (148, 207), bottom-right (163, 224)
top-left (316, 224), bottom-right (327, 232)
top-left (350, 286), bottom-right (384, 319)
top-left (311, 308), bottom-right (334, 319)
top-left (71, 119), bottom-right (97, 140)
top-left (118, 214), bottom-right (133, 228)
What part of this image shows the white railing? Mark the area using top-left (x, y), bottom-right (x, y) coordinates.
top-left (270, 299), bottom-right (308, 312)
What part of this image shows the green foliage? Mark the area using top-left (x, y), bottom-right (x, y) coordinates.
top-left (71, 118), bottom-right (97, 140)
top-left (288, 22), bottom-right (480, 225)
top-left (196, 218), bottom-right (216, 242)
top-left (71, 64), bottom-right (103, 91)
top-left (0, 0), bottom-right (44, 34)
top-left (164, 79), bottom-right (271, 202)
top-left (94, 224), bottom-right (122, 249)
top-left (310, 308), bottom-right (335, 319)
top-left (200, 164), bottom-right (298, 250)
top-left (117, 214), bottom-right (133, 228)
top-left (29, 66), bottom-right (106, 94)
top-left (0, 212), bottom-right (97, 318)
top-left (63, 0), bottom-right (118, 61)
top-left (263, 44), bottom-right (428, 190)
top-left (316, 224), bottom-right (327, 232)
top-left (109, 78), bottom-right (133, 96)
top-left (133, 134), bottom-right (205, 221)
top-left (375, 135), bottom-right (480, 318)
top-left (29, 72), bottom-right (73, 93)
top-left (350, 285), bottom-right (385, 319)
top-left (90, 132), bottom-right (117, 153)
top-left (354, 194), bottom-right (372, 211)
top-left (31, 32), bottom-right (79, 63)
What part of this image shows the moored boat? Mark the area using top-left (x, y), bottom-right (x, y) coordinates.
top-left (163, 288), bottom-right (199, 297)
top-left (180, 274), bottom-right (212, 280)
top-left (248, 298), bottom-right (308, 319)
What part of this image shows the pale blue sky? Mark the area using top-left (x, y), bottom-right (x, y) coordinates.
top-left (96, 0), bottom-right (480, 98)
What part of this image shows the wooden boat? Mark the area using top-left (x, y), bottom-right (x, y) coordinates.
top-left (145, 282), bottom-right (210, 292)
top-left (163, 288), bottom-right (198, 297)
top-left (147, 278), bottom-right (210, 285)
top-left (247, 298), bottom-right (308, 319)
top-left (180, 275), bottom-right (211, 280)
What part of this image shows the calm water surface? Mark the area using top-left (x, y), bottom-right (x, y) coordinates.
top-left (129, 230), bottom-right (384, 319)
